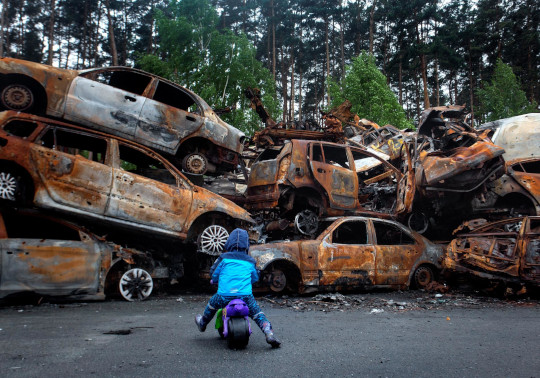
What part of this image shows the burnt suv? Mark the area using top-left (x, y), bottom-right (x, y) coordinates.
top-left (245, 140), bottom-right (414, 236)
top-left (0, 111), bottom-right (252, 255)
top-left (0, 58), bottom-right (245, 175)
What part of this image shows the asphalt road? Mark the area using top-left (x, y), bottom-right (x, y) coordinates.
top-left (1, 293), bottom-right (539, 378)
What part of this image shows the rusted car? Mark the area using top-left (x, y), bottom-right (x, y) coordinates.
top-left (472, 158), bottom-right (540, 217)
top-left (0, 57), bottom-right (245, 174)
top-left (245, 139), bottom-right (413, 236)
top-left (443, 216), bottom-right (540, 289)
top-left (0, 209), bottom-right (160, 301)
top-left (250, 216), bottom-right (443, 293)
top-left (0, 111), bottom-right (253, 255)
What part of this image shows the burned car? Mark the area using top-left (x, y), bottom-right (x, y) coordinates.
top-left (0, 111), bottom-right (253, 256)
top-left (0, 58), bottom-right (245, 174)
top-left (0, 209), bottom-right (159, 301)
top-left (443, 216), bottom-right (540, 289)
top-left (402, 106), bottom-right (506, 235)
top-left (472, 158), bottom-right (540, 218)
top-left (245, 140), bottom-right (413, 237)
top-left (250, 217), bottom-right (443, 293)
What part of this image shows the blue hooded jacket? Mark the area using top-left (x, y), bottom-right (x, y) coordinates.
top-left (210, 228), bottom-right (259, 297)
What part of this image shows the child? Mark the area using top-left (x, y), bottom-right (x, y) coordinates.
top-left (195, 228), bottom-right (281, 348)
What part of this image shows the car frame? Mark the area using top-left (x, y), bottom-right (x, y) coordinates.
top-left (0, 209), bottom-right (160, 301)
top-left (245, 139), bottom-right (414, 236)
top-left (0, 111), bottom-right (253, 255)
top-left (249, 216), bottom-right (443, 294)
top-left (0, 57), bottom-right (245, 175)
top-left (443, 216), bottom-right (540, 289)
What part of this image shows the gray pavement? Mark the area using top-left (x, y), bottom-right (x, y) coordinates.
top-left (0, 293), bottom-right (539, 377)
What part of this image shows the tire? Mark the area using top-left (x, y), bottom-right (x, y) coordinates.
top-left (227, 317), bottom-right (250, 349)
top-left (0, 168), bottom-right (26, 204)
top-left (182, 152), bottom-right (208, 175)
top-left (0, 82), bottom-right (35, 112)
top-left (413, 265), bottom-right (435, 289)
top-left (118, 268), bottom-right (154, 301)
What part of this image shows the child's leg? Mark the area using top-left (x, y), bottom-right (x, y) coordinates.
top-left (201, 293), bottom-right (229, 325)
top-left (241, 295), bottom-right (272, 333)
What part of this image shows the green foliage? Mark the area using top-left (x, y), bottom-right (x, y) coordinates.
top-left (328, 52), bottom-right (413, 129)
top-left (477, 59), bottom-right (538, 122)
top-left (137, 0), bottom-right (279, 136)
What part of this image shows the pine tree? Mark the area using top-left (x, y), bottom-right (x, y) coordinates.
top-left (477, 59), bottom-right (538, 122)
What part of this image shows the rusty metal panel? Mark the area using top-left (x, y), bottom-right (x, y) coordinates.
top-left (0, 240), bottom-right (102, 297)
top-left (420, 141), bottom-right (505, 186)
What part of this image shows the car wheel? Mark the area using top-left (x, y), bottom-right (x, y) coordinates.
top-left (1, 82), bottom-right (35, 112)
top-left (0, 168), bottom-right (24, 203)
top-left (413, 265), bottom-right (435, 289)
top-left (118, 268), bottom-right (154, 301)
top-left (182, 152), bottom-right (208, 175)
top-left (267, 266), bottom-right (287, 293)
top-left (294, 209), bottom-right (319, 236)
top-left (198, 225), bottom-right (229, 255)
top-left (407, 212), bottom-right (429, 234)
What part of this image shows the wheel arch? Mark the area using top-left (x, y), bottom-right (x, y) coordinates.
top-left (186, 211), bottom-right (236, 243)
top-left (260, 258), bottom-right (302, 293)
top-left (0, 73), bottom-right (48, 114)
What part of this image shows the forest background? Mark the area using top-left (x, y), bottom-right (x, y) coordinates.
top-left (0, 0), bottom-right (538, 135)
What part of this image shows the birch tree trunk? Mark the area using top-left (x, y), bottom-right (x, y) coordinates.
top-left (0, 0), bottom-right (8, 57)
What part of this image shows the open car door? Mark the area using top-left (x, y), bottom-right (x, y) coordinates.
top-left (309, 142), bottom-right (358, 210)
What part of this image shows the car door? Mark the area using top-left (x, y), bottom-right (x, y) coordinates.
top-left (30, 126), bottom-right (112, 215)
top-left (508, 159), bottom-right (540, 206)
top-left (136, 80), bottom-right (205, 153)
top-left (309, 142), bottom-right (358, 210)
top-left (371, 220), bottom-right (420, 286)
top-left (106, 141), bottom-right (192, 236)
top-left (317, 219), bottom-right (375, 288)
top-left (64, 69), bottom-right (151, 139)
top-left (0, 216), bottom-right (101, 297)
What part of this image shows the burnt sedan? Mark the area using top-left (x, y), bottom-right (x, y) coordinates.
top-left (443, 216), bottom-right (540, 289)
top-left (250, 217), bottom-right (443, 294)
top-left (0, 58), bottom-right (245, 174)
top-left (0, 111), bottom-right (253, 256)
top-left (0, 210), bottom-right (159, 301)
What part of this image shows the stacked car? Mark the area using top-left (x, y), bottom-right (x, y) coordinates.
top-left (0, 58), bottom-right (254, 301)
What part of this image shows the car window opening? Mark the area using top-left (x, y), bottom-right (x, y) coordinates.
top-left (84, 70), bottom-right (151, 95)
top-left (153, 81), bottom-right (198, 113)
top-left (2, 213), bottom-right (81, 240)
top-left (40, 128), bottom-right (107, 164)
top-left (118, 144), bottom-right (177, 185)
top-left (332, 221), bottom-right (368, 244)
top-left (3, 120), bottom-right (38, 138)
top-left (374, 222), bottom-right (415, 245)
top-left (322, 145), bottom-right (349, 168)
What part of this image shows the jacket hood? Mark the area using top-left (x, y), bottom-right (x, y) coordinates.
top-left (224, 228), bottom-right (250, 253)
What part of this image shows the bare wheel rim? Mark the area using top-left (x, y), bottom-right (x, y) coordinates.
top-left (0, 172), bottom-right (18, 201)
top-left (294, 209), bottom-right (318, 235)
top-left (269, 268), bottom-right (286, 292)
top-left (414, 266), bottom-right (433, 288)
top-left (184, 153), bottom-right (207, 175)
top-left (119, 268), bottom-right (153, 301)
top-left (2, 84), bottom-right (34, 111)
top-left (199, 225), bottom-right (229, 255)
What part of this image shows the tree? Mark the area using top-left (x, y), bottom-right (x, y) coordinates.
top-left (477, 59), bottom-right (538, 122)
top-left (328, 52), bottom-right (412, 128)
top-left (137, 0), bottom-right (279, 136)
